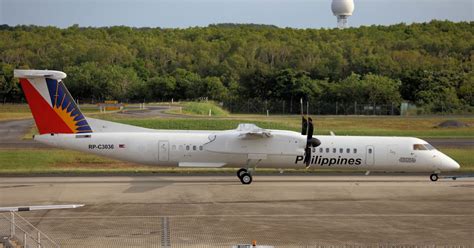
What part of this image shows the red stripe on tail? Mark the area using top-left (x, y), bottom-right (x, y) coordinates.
top-left (20, 78), bottom-right (74, 134)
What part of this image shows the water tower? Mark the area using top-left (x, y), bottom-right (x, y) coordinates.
top-left (331, 0), bottom-right (354, 29)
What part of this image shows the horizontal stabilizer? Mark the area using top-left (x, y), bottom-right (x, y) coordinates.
top-left (14, 69), bottom-right (67, 80)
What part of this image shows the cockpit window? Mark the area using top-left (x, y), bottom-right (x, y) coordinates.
top-left (413, 144), bottom-right (427, 150)
top-left (424, 144), bottom-right (436, 150)
top-left (413, 144), bottom-right (436, 151)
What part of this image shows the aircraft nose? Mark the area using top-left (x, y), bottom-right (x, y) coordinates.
top-left (443, 156), bottom-right (460, 171)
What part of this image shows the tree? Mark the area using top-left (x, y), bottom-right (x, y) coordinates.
top-left (0, 21), bottom-right (471, 112)
top-left (147, 76), bottom-right (176, 101)
top-left (199, 77), bottom-right (228, 101)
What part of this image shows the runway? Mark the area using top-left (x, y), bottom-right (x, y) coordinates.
top-left (0, 175), bottom-right (473, 247)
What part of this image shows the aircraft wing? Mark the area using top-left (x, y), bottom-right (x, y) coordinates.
top-left (203, 123), bottom-right (304, 156)
top-left (0, 204), bottom-right (84, 212)
top-left (236, 123), bottom-right (272, 139)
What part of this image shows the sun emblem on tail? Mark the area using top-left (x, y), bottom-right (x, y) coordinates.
top-left (46, 79), bottom-right (92, 133)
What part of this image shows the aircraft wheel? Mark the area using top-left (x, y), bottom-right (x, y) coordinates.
top-left (237, 168), bottom-right (247, 179)
top-left (240, 173), bottom-right (252, 185)
top-left (430, 173), bottom-right (439, 182)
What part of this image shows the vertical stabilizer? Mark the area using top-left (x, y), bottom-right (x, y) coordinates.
top-left (14, 69), bottom-right (92, 134)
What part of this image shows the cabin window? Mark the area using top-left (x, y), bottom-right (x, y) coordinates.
top-left (333, 148), bottom-right (336, 153)
top-left (193, 145), bottom-right (197, 151)
top-left (339, 148), bottom-right (343, 153)
top-left (368, 148), bottom-right (372, 154)
top-left (199, 146), bottom-right (203, 151)
top-left (353, 148), bottom-right (357, 154)
top-left (319, 148), bottom-right (323, 153)
top-left (346, 148), bottom-right (350, 153)
top-left (186, 145), bottom-right (190, 151)
top-left (413, 144), bottom-right (428, 151)
top-left (326, 148), bottom-right (330, 153)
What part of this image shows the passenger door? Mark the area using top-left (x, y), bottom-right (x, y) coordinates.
top-left (365, 145), bottom-right (375, 166)
top-left (158, 140), bottom-right (169, 162)
top-left (387, 144), bottom-right (399, 166)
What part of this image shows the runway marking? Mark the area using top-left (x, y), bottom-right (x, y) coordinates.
top-left (23, 214), bottom-right (474, 219)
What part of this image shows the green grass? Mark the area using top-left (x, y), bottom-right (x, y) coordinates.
top-left (0, 104), bottom-right (33, 120)
top-left (0, 149), bottom-right (146, 173)
top-left (0, 104), bottom-right (106, 121)
top-left (99, 115), bottom-right (474, 138)
top-left (168, 101), bottom-right (229, 116)
top-left (0, 147), bottom-right (472, 174)
top-left (20, 114), bottom-right (474, 139)
top-left (441, 148), bottom-right (474, 171)
top-left (108, 118), bottom-right (292, 131)
top-left (5, 102), bottom-right (474, 138)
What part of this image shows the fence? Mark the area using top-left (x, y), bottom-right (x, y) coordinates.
top-left (224, 99), bottom-right (402, 115)
top-left (0, 212), bottom-right (59, 248)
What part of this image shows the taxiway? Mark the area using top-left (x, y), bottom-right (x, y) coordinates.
top-left (0, 175), bottom-right (472, 247)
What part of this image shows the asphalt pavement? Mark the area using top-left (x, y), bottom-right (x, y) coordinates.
top-left (0, 175), bottom-right (472, 247)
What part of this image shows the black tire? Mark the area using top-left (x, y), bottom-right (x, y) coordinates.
top-left (237, 168), bottom-right (247, 178)
top-left (240, 173), bottom-right (252, 185)
top-left (430, 174), bottom-right (439, 182)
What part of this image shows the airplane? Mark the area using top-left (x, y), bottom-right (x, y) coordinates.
top-left (14, 69), bottom-right (460, 184)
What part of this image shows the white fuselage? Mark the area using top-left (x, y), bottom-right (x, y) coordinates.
top-left (34, 129), bottom-right (460, 173)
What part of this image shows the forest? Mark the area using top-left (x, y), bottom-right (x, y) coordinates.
top-left (0, 21), bottom-right (472, 113)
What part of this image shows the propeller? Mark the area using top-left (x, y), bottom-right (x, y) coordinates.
top-left (301, 99), bottom-right (321, 168)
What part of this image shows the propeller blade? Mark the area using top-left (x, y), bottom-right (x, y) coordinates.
top-left (303, 116), bottom-right (320, 168)
top-left (307, 117), bottom-right (314, 140)
top-left (304, 146), bottom-right (311, 168)
top-left (300, 98), bottom-right (304, 115)
top-left (301, 116), bottom-right (307, 135)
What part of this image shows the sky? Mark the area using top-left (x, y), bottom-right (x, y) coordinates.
top-left (0, 0), bottom-right (472, 29)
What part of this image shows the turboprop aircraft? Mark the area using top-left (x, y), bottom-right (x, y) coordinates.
top-left (14, 69), bottom-right (460, 184)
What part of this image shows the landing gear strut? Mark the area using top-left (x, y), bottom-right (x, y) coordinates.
top-left (236, 159), bottom-right (261, 185)
top-left (430, 173), bottom-right (439, 182)
top-left (237, 168), bottom-right (252, 185)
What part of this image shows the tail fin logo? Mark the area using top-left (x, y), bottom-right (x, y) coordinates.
top-left (46, 79), bottom-right (92, 133)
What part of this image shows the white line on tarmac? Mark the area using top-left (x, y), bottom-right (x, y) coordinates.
top-left (23, 214), bottom-right (474, 219)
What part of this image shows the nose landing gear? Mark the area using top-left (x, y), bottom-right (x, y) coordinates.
top-left (430, 173), bottom-right (439, 182)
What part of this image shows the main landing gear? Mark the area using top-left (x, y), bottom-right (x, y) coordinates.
top-left (237, 159), bottom-right (261, 185)
top-left (430, 173), bottom-right (439, 182)
top-left (237, 168), bottom-right (252, 185)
